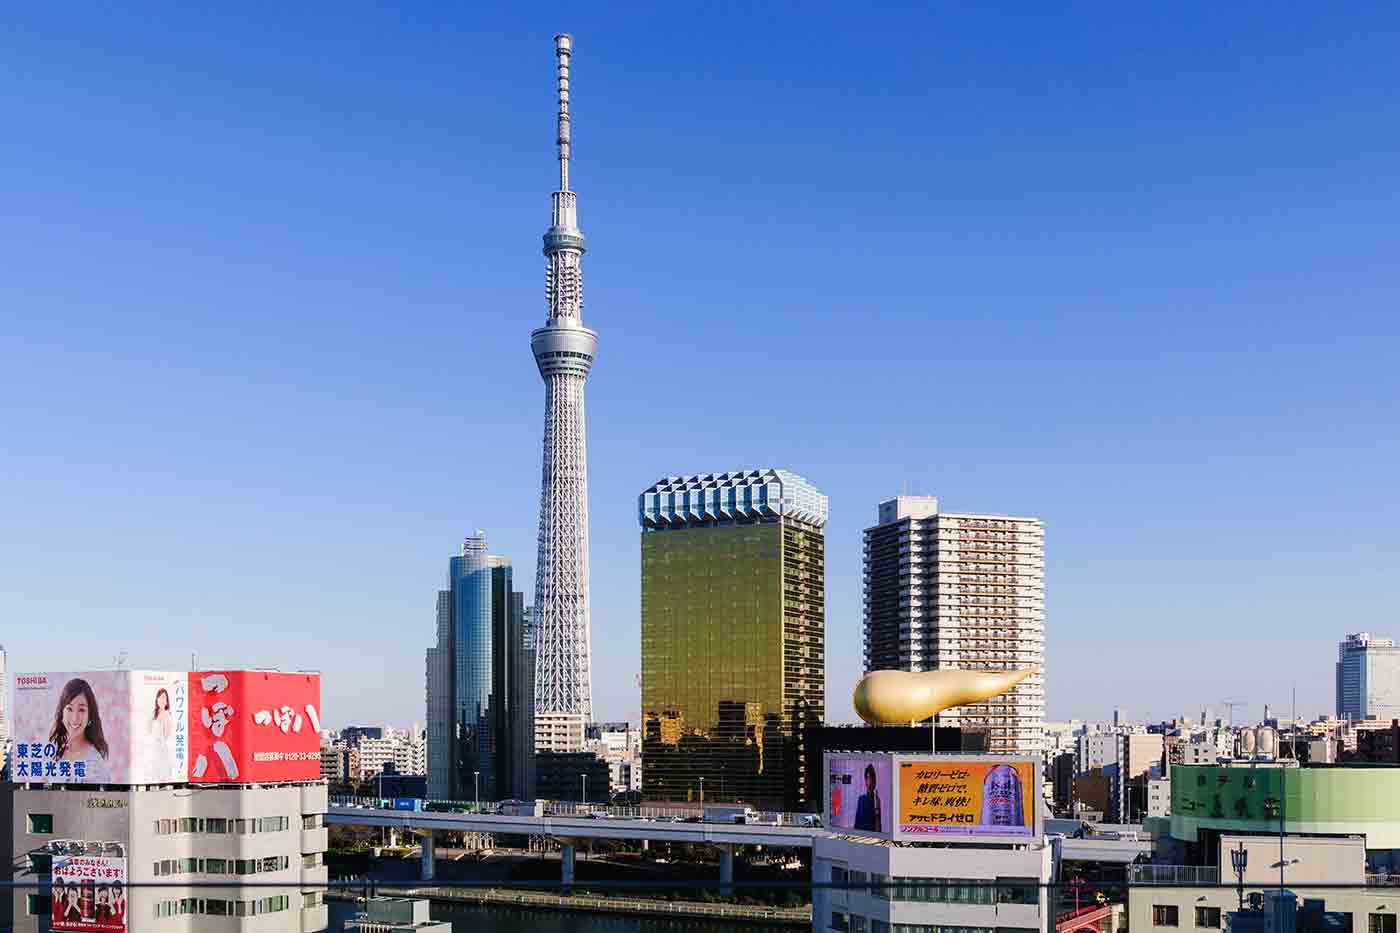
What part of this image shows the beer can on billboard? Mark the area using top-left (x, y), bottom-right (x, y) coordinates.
top-left (897, 757), bottom-right (1038, 838)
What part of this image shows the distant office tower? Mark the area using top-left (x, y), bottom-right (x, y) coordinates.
top-left (863, 496), bottom-right (1045, 754)
top-left (1336, 633), bottom-right (1400, 721)
top-left (532, 33), bottom-right (596, 754)
top-left (425, 533), bottom-right (535, 801)
top-left (639, 470), bottom-right (826, 810)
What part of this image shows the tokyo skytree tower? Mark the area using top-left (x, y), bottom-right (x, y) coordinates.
top-left (531, 34), bottom-right (595, 751)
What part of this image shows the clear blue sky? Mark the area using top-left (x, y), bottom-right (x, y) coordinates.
top-left (3, 4), bottom-right (1397, 730)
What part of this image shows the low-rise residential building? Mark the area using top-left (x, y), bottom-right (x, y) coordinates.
top-left (1146, 775), bottom-right (1170, 818)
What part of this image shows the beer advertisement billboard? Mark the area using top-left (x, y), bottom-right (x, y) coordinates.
top-left (188, 670), bottom-right (321, 783)
top-left (825, 754), bottom-right (894, 837)
top-left (52, 853), bottom-right (127, 932)
top-left (897, 757), bottom-right (1037, 838)
top-left (11, 671), bottom-right (187, 785)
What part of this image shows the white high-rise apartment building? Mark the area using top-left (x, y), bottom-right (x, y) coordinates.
top-left (863, 496), bottom-right (1045, 754)
top-left (350, 728), bottom-right (428, 781)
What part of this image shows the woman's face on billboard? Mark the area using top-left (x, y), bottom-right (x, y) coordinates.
top-left (63, 694), bottom-right (90, 736)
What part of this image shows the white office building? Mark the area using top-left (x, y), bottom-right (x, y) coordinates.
top-left (585, 722), bottom-right (641, 796)
top-left (815, 834), bottom-right (1053, 933)
top-left (9, 782), bottom-right (329, 932)
top-left (1336, 632), bottom-right (1400, 721)
top-left (862, 496), bottom-right (1045, 754)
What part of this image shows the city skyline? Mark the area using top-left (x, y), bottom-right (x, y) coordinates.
top-left (3, 6), bottom-right (1398, 728)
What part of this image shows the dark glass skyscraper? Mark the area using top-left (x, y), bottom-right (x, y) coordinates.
top-left (638, 470), bottom-right (826, 810)
top-left (426, 533), bottom-right (534, 801)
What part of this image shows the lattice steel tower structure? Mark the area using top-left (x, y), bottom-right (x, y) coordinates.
top-left (531, 33), bottom-right (596, 752)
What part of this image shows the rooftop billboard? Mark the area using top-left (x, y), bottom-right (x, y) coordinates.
top-left (897, 758), bottom-right (1038, 838)
top-left (1170, 764), bottom-right (1400, 849)
top-left (188, 670), bottom-right (321, 783)
top-left (12, 670), bottom-right (319, 785)
top-left (826, 755), bottom-right (894, 836)
top-left (822, 753), bottom-right (1039, 842)
top-left (12, 671), bottom-right (186, 784)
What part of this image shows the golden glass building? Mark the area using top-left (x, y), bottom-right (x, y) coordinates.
top-left (638, 470), bottom-right (826, 810)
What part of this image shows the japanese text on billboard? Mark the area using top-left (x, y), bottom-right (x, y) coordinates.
top-left (898, 759), bottom-right (1036, 836)
top-left (52, 855), bottom-right (127, 932)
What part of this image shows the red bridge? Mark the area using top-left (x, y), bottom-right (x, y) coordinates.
top-left (1056, 904), bottom-right (1112, 933)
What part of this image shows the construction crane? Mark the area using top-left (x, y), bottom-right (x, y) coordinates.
top-left (1221, 700), bottom-right (1248, 727)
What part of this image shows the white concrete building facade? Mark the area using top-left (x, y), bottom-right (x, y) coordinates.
top-left (814, 834), bottom-right (1053, 933)
top-left (9, 781), bottom-right (329, 932)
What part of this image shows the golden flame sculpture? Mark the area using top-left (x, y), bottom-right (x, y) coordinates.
top-left (852, 669), bottom-right (1036, 726)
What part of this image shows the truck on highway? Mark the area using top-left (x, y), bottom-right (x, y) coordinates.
top-left (704, 804), bottom-right (758, 824)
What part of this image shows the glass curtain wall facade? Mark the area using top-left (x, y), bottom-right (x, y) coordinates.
top-left (639, 470), bottom-right (826, 810)
top-left (425, 533), bottom-right (533, 803)
top-left (451, 536), bottom-right (493, 801)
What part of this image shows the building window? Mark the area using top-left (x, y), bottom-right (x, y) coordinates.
top-left (831, 912), bottom-right (851, 932)
top-left (997, 877), bottom-right (1038, 904)
top-left (303, 814), bottom-right (322, 829)
top-left (303, 852), bottom-right (323, 868)
top-left (851, 916), bottom-right (868, 933)
top-left (26, 894), bottom-right (45, 915)
top-left (26, 814), bottom-right (54, 834)
top-left (1196, 907), bottom-right (1222, 928)
top-left (204, 858), bottom-right (228, 874)
top-left (304, 892), bottom-right (324, 908)
top-left (28, 853), bottom-right (51, 874)
top-left (1154, 905), bottom-right (1180, 927)
top-left (1370, 916), bottom-right (1396, 933)
top-left (206, 818), bottom-right (229, 833)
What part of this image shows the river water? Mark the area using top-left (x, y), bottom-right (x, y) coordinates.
top-left (327, 899), bottom-right (795, 932)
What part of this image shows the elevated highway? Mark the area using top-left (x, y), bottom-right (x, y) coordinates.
top-left (327, 803), bottom-right (1150, 886)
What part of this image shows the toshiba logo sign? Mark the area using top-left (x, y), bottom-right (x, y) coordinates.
top-left (14, 675), bottom-right (51, 690)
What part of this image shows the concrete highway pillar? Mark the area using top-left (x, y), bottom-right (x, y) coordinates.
top-left (719, 843), bottom-right (734, 897)
top-left (561, 842), bottom-right (576, 889)
top-left (420, 831), bottom-right (435, 882)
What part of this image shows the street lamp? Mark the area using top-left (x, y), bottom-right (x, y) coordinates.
top-left (582, 773), bottom-right (588, 807)
top-left (473, 771), bottom-right (480, 812)
top-left (699, 776), bottom-right (705, 804)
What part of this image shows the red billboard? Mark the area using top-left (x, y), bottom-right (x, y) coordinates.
top-left (187, 671), bottom-right (321, 783)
